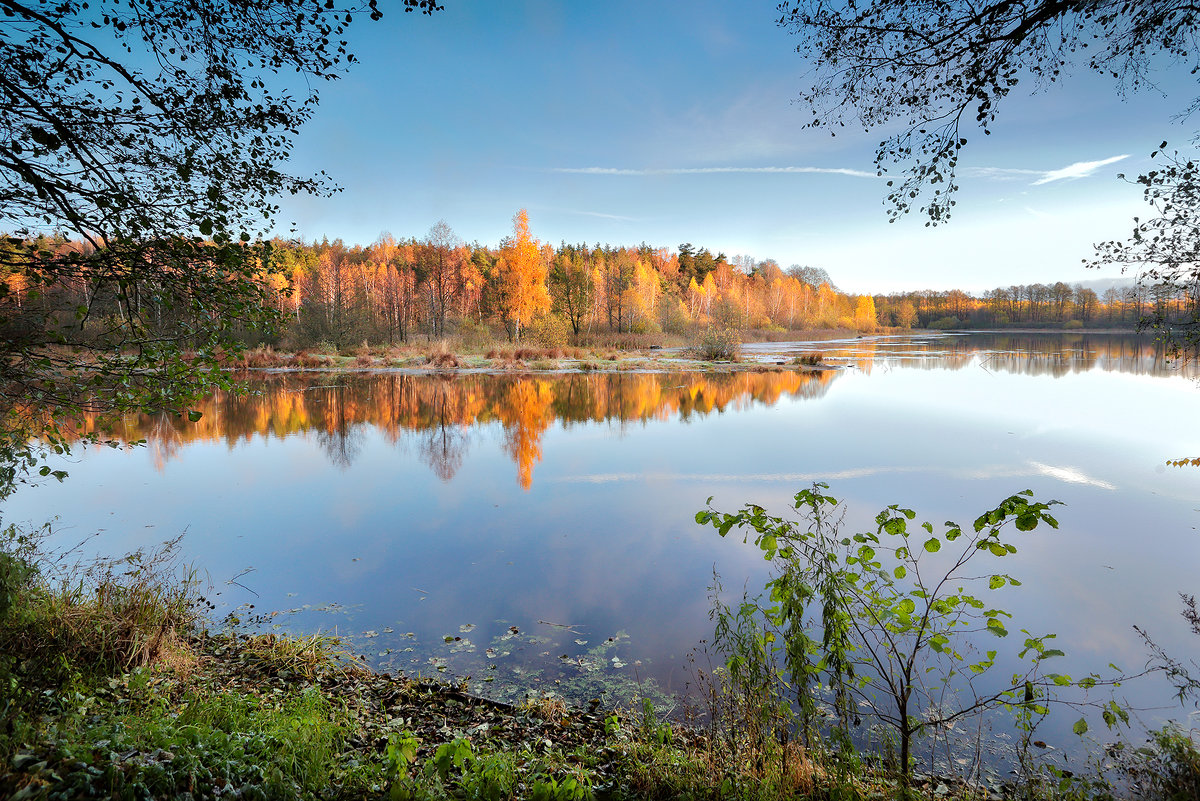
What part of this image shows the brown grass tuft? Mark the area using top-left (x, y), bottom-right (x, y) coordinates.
top-left (0, 536), bottom-right (200, 675)
top-left (295, 351), bottom-right (324, 368)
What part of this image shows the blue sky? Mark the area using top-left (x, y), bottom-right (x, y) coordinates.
top-left (276, 0), bottom-right (1196, 294)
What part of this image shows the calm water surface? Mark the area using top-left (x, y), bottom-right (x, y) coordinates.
top-left (7, 332), bottom-right (1200, 751)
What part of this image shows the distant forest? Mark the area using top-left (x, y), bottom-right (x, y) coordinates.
top-left (5, 216), bottom-right (1176, 352)
top-left (873, 281), bottom-right (1172, 331)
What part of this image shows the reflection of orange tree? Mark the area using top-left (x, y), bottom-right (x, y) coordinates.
top-left (54, 370), bottom-right (838, 484)
top-left (495, 378), bottom-right (555, 490)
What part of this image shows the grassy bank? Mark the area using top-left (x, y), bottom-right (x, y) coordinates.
top-left (2, 531), bottom-right (1196, 800)
top-left (226, 327), bottom-right (856, 374)
top-left (0, 534), bottom-right (875, 801)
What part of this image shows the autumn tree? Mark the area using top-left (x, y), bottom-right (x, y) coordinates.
top-left (497, 209), bottom-right (550, 341)
top-left (853, 295), bottom-right (878, 331)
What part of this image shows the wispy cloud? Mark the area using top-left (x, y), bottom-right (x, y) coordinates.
top-left (1028, 461), bottom-right (1117, 490)
top-left (963, 166), bottom-right (1043, 181)
top-left (559, 208), bottom-right (637, 222)
top-left (551, 166), bottom-right (877, 178)
top-left (548, 461), bottom-right (1116, 490)
top-left (966, 155), bottom-right (1129, 185)
top-left (1031, 154), bottom-right (1129, 185)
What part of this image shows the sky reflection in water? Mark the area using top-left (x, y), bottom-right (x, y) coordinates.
top-left (7, 332), bottom-right (1200, 751)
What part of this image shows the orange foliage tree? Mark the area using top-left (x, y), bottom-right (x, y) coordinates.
top-left (498, 209), bottom-right (550, 341)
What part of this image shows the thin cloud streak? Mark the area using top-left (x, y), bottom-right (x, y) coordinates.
top-left (564, 209), bottom-right (638, 222)
top-left (548, 461), bottom-right (1116, 490)
top-left (965, 155), bottom-right (1129, 185)
top-left (552, 166), bottom-right (877, 178)
top-left (1031, 154), bottom-right (1129, 185)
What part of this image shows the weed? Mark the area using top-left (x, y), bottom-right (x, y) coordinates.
top-left (524, 692), bottom-right (570, 722)
top-left (1120, 724), bottom-right (1200, 800)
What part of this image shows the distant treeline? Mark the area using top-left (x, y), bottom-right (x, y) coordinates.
top-left (2, 217), bottom-right (886, 350)
top-left (874, 281), bottom-right (1192, 330)
top-left (12, 216), bottom-right (1185, 351)
top-left (266, 225), bottom-right (880, 348)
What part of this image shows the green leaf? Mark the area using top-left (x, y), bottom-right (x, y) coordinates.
top-left (893, 565), bottom-right (906, 579)
top-left (988, 542), bottom-right (1007, 557)
top-left (1072, 718), bottom-right (1088, 736)
top-left (199, 218), bottom-right (214, 236)
top-left (923, 537), bottom-right (941, 553)
top-left (988, 575), bottom-right (1006, 589)
top-left (187, 410), bottom-right (203, 422)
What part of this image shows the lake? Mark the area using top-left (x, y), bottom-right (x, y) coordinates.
top-left (6, 331), bottom-right (1199, 762)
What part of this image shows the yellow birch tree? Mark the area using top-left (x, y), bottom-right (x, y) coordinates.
top-left (499, 209), bottom-right (550, 340)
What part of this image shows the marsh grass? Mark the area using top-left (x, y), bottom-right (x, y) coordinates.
top-left (791, 352), bottom-right (824, 366)
top-left (0, 531), bottom-right (199, 678)
top-left (236, 631), bottom-right (364, 680)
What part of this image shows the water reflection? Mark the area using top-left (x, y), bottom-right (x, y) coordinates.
top-left (71, 370), bottom-right (838, 487)
top-left (743, 331), bottom-right (1196, 378)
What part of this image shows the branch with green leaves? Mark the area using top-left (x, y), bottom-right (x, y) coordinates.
top-left (699, 484), bottom-right (1137, 786)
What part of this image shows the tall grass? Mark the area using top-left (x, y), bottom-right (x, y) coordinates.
top-left (0, 528), bottom-right (198, 676)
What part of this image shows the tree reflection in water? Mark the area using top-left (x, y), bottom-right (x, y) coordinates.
top-left (59, 369), bottom-right (836, 488)
top-left (56, 332), bottom-right (1187, 487)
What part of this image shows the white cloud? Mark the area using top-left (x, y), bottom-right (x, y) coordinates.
top-left (556, 208), bottom-right (638, 222)
top-left (963, 166), bottom-right (1044, 181)
top-left (966, 155), bottom-right (1130, 186)
top-left (1030, 155), bottom-right (1130, 185)
top-left (552, 166), bottom-right (877, 178)
top-left (1028, 461), bottom-right (1117, 490)
top-left (548, 462), bottom-right (1116, 490)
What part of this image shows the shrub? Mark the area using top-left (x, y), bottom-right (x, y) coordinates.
top-left (0, 526), bottom-right (37, 620)
top-left (455, 317), bottom-right (493, 349)
top-left (528, 313), bottom-right (571, 350)
top-left (1141, 724), bottom-right (1200, 800)
top-left (929, 315), bottom-right (962, 330)
top-left (1063, 319), bottom-right (1084, 329)
top-left (697, 486), bottom-right (1116, 790)
top-left (659, 300), bottom-right (690, 336)
top-left (630, 318), bottom-right (662, 335)
top-left (686, 328), bottom-right (741, 361)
